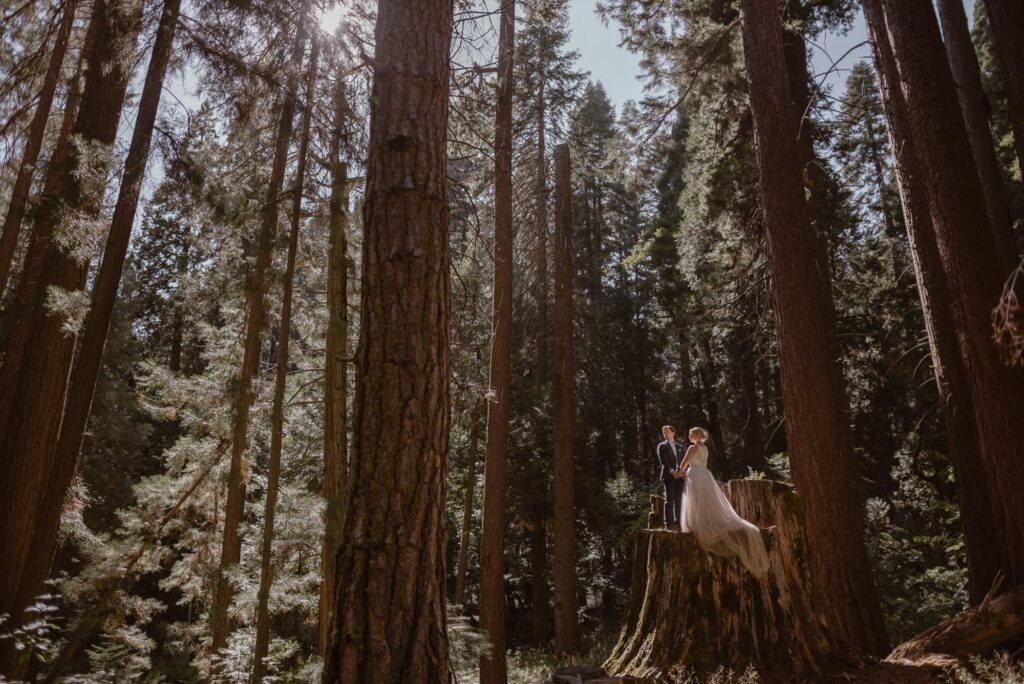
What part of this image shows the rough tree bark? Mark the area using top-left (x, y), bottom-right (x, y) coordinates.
top-left (535, 73), bottom-right (550, 383)
top-left (320, 0), bottom-right (453, 678)
top-left (454, 401), bottom-right (484, 608)
top-left (9, 0), bottom-right (182, 659)
top-left (319, 65), bottom-right (350, 658)
top-left (863, 0), bottom-right (1005, 606)
top-left (210, 13), bottom-right (308, 654)
top-left (887, 585), bottom-right (1024, 670)
top-left (0, 5), bottom-right (142, 675)
top-left (530, 66), bottom-right (552, 647)
top-left (982, 0), bottom-right (1024, 178)
top-left (881, 0), bottom-right (1024, 590)
top-left (480, 1), bottom-right (515, 680)
top-left (736, 333), bottom-right (766, 475)
top-left (605, 481), bottom-right (844, 680)
top-left (552, 143), bottom-right (578, 653)
top-left (253, 35), bottom-right (319, 684)
top-left (739, 0), bottom-right (888, 655)
top-left (936, 0), bottom-right (1018, 274)
top-left (0, 0), bottom-right (79, 295)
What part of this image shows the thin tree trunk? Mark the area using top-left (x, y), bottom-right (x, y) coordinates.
top-left (983, 0), bottom-right (1024, 178)
top-left (696, 338), bottom-right (730, 478)
top-left (320, 0), bottom-right (453, 678)
top-left (454, 401), bottom-right (483, 608)
top-left (169, 235), bottom-right (190, 372)
top-left (880, 0), bottom-right (1024, 591)
top-left (739, 0), bottom-right (889, 655)
top-left (8, 0), bottom-right (181, 657)
top-left (0, 5), bottom-right (142, 675)
top-left (552, 143), bottom-right (578, 653)
top-left (0, 0), bottom-right (79, 295)
top-left (536, 74), bottom-right (550, 382)
top-left (863, 0), bottom-right (1005, 607)
top-left (480, 1), bottom-right (515, 680)
top-left (319, 66), bottom-right (350, 659)
top-left (937, 0), bottom-right (1018, 274)
top-left (252, 35), bottom-right (318, 684)
top-left (737, 334), bottom-right (766, 474)
top-left (530, 509), bottom-right (551, 645)
top-left (210, 14), bottom-right (308, 654)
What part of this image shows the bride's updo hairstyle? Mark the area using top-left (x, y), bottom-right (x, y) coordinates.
top-left (688, 427), bottom-right (707, 443)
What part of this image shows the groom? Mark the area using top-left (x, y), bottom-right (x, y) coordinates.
top-left (656, 425), bottom-right (687, 529)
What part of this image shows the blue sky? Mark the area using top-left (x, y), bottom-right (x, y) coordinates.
top-left (566, 0), bottom-right (977, 114)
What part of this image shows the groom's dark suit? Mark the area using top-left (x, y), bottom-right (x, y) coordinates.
top-left (657, 439), bottom-right (687, 528)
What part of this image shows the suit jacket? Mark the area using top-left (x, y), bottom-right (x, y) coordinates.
top-left (657, 440), bottom-right (686, 482)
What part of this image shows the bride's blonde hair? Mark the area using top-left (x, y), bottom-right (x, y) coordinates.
top-left (688, 427), bottom-right (707, 442)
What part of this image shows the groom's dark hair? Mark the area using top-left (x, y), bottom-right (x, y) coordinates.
top-left (661, 425), bottom-right (675, 435)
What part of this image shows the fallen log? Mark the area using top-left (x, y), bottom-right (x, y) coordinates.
top-left (604, 480), bottom-right (846, 681)
top-left (887, 579), bottom-right (1024, 670)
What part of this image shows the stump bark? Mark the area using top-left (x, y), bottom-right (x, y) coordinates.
top-left (605, 480), bottom-right (845, 681)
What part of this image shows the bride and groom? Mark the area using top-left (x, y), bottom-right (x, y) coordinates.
top-left (657, 425), bottom-right (770, 577)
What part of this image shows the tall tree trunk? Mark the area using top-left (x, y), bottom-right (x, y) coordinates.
top-left (6, 0), bottom-right (181, 660)
top-left (252, 36), bottom-right (319, 684)
top-left (863, 0), bottom-right (1005, 607)
top-left (983, 0), bottom-right (1024, 178)
top-left (480, 1), bottom-right (514, 681)
top-left (0, 5), bottom-right (142, 675)
top-left (529, 509), bottom-right (551, 645)
top-left (169, 235), bottom-right (190, 372)
top-left (696, 338), bottom-right (730, 478)
top-left (736, 334), bottom-right (766, 474)
top-left (320, 0), bottom-right (453, 678)
top-left (880, 0), bottom-right (1024, 591)
top-left (0, 0), bottom-right (79, 295)
top-left (319, 66), bottom-right (350, 659)
top-left (536, 75), bottom-right (550, 382)
top-left (210, 14), bottom-right (308, 654)
top-left (552, 143), bottom-right (578, 653)
top-left (738, 0), bottom-right (889, 655)
top-left (530, 64), bottom-right (552, 649)
top-left (454, 401), bottom-right (483, 608)
top-left (937, 0), bottom-right (1018, 274)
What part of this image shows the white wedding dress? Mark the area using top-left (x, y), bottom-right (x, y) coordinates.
top-left (680, 444), bottom-right (770, 578)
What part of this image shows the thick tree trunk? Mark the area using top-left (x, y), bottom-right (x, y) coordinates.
top-left (253, 35), bottom-right (318, 684)
top-left (936, 0), bottom-right (1018, 274)
top-left (454, 401), bottom-right (483, 608)
top-left (552, 143), bottom-right (578, 653)
top-left (480, 2), bottom-right (515, 681)
top-left (7, 0), bottom-right (181, 659)
top-left (739, 0), bottom-right (889, 655)
top-left (319, 67), bottom-right (350, 659)
top-left (605, 481), bottom-right (844, 680)
top-left (210, 15), bottom-right (308, 654)
top-left (983, 0), bottom-right (1024, 178)
top-left (320, 0), bottom-right (453, 678)
top-left (0, 0), bottom-right (79, 295)
top-left (863, 0), bottom-right (1005, 606)
top-left (0, 5), bottom-right (142, 676)
top-left (881, 0), bottom-right (1024, 590)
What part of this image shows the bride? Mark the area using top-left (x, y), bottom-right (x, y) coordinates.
top-left (677, 427), bottom-right (770, 577)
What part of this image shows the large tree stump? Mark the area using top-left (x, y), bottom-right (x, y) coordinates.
top-left (605, 480), bottom-right (845, 681)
